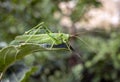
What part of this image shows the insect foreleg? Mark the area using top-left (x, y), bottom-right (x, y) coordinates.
top-left (65, 42), bottom-right (72, 52)
top-left (50, 41), bottom-right (55, 49)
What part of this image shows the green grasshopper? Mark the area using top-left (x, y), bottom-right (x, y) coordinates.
top-left (14, 22), bottom-right (72, 51)
top-left (13, 22), bottom-right (93, 58)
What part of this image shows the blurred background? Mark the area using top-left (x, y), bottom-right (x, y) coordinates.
top-left (0, 0), bottom-right (120, 82)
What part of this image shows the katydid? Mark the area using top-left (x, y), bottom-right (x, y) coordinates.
top-left (13, 22), bottom-right (93, 58)
top-left (15, 33), bottom-right (69, 45)
top-left (14, 22), bottom-right (72, 50)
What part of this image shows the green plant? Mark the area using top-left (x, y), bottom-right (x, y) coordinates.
top-left (0, 23), bottom-right (70, 81)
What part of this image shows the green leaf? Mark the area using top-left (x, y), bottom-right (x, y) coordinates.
top-left (0, 43), bottom-right (68, 79)
top-left (21, 66), bottom-right (38, 82)
top-left (0, 46), bottom-right (17, 73)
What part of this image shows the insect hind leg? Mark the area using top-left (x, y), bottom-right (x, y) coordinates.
top-left (24, 22), bottom-right (44, 35)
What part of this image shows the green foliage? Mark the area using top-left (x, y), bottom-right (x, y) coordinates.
top-left (71, 0), bottom-right (101, 22)
top-left (21, 66), bottom-right (38, 82)
top-left (0, 0), bottom-right (120, 82)
top-left (0, 22), bottom-right (70, 81)
top-left (0, 43), bottom-right (68, 80)
top-left (77, 31), bottom-right (120, 82)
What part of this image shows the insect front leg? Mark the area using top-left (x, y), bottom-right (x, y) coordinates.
top-left (50, 41), bottom-right (55, 49)
top-left (65, 42), bottom-right (72, 52)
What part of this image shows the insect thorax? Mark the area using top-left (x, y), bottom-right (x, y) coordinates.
top-left (54, 33), bottom-right (69, 44)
